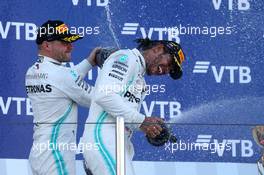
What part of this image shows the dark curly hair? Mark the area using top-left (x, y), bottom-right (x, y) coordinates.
top-left (135, 38), bottom-right (164, 50)
top-left (135, 38), bottom-right (175, 56)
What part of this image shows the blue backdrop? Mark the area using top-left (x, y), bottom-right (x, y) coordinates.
top-left (0, 0), bottom-right (263, 167)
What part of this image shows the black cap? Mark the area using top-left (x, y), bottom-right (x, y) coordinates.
top-left (36, 20), bottom-right (83, 45)
top-left (162, 40), bottom-right (185, 80)
top-left (135, 38), bottom-right (185, 80)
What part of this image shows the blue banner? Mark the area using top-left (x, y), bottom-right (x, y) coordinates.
top-left (0, 0), bottom-right (263, 168)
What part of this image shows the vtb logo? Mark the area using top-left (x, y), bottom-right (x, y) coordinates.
top-left (193, 61), bottom-right (251, 84)
top-left (121, 23), bottom-right (180, 43)
top-left (195, 134), bottom-right (254, 157)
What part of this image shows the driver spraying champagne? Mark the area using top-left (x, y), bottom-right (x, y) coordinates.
top-left (80, 38), bottom-right (185, 175)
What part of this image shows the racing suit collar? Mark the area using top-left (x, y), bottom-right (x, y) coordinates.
top-left (131, 48), bottom-right (146, 76)
top-left (39, 54), bottom-right (62, 65)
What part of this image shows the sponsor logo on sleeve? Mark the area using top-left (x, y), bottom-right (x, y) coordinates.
top-left (26, 84), bottom-right (52, 94)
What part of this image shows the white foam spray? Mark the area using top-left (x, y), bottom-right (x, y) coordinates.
top-left (105, 4), bottom-right (121, 48)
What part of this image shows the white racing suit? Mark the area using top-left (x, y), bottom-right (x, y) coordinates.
top-left (80, 48), bottom-right (147, 175)
top-left (26, 55), bottom-right (93, 175)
